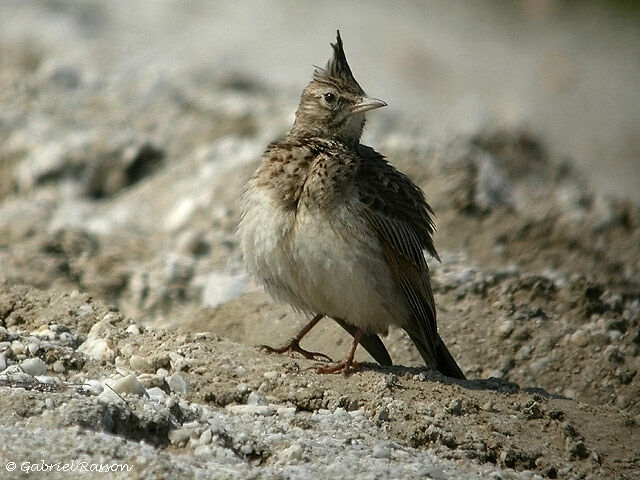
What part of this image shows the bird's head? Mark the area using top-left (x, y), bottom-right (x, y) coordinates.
top-left (290, 31), bottom-right (387, 144)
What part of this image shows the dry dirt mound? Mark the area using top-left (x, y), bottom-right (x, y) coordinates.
top-left (0, 286), bottom-right (638, 479)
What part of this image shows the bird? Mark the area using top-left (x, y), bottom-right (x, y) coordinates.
top-left (238, 31), bottom-right (465, 378)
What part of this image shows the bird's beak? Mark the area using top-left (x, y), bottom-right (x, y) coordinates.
top-left (348, 97), bottom-right (387, 116)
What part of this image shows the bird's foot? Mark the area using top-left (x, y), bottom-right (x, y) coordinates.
top-left (315, 359), bottom-right (361, 376)
top-left (259, 340), bottom-right (333, 362)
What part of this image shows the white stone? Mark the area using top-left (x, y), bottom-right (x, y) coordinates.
top-left (227, 404), bottom-right (274, 417)
top-left (497, 320), bottom-right (515, 337)
top-left (1, 365), bottom-right (22, 375)
top-left (280, 442), bottom-right (304, 460)
top-left (129, 355), bottom-right (152, 372)
top-left (168, 428), bottom-right (191, 446)
top-left (167, 373), bottom-right (189, 394)
top-left (247, 391), bottom-right (267, 406)
top-left (83, 379), bottom-right (104, 395)
top-left (78, 304), bottom-right (94, 318)
top-left (27, 342), bottom-right (40, 355)
top-left (109, 375), bottom-right (147, 396)
top-left (570, 329), bottom-right (590, 347)
top-left (165, 197), bottom-right (197, 231)
top-left (126, 324), bottom-right (141, 335)
top-left (11, 341), bottom-right (25, 355)
top-left (20, 357), bottom-right (47, 376)
top-left (608, 330), bottom-right (622, 342)
top-left (372, 445), bottom-right (391, 459)
top-left (97, 389), bottom-right (122, 404)
top-left (78, 338), bottom-right (114, 362)
top-left (197, 428), bottom-right (213, 446)
top-left (146, 387), bottom-right (167, 403)
top-left (276, 406), bottom-right (297, 418)
top-left (34, 375), bottom-right (59, 384)
top-left (52, 360), bottom-right (65, 373)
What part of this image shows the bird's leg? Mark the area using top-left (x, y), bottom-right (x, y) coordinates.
top-left (316, 328), bottom-right (362, 376)
top-left (259, 314), bottom-right (333, 362)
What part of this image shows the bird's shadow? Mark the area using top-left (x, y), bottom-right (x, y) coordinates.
top-left (359, 362), bottom-right (566, 400)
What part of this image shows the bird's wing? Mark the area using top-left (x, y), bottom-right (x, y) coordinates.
top-left (354, 146), bottom-right (440, 365)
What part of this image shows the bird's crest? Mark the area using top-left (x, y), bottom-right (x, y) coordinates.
top-left (314, 30), bottom-right (363, 92)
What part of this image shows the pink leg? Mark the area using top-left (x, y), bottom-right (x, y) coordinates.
top-left (316, 328), bottom-right (363, 376)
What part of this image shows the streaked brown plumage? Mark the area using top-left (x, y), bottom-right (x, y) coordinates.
top-left (238, 31), bottom-right (465, 378)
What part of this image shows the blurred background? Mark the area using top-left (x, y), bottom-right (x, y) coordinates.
top-left (2, 0), bottom-right (639, 200)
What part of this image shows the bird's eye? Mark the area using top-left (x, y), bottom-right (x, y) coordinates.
top-left (323, 92), bottom-right (336, 104)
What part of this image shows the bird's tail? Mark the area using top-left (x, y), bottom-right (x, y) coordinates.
top-left (408, 331), bottom-right (466, 380)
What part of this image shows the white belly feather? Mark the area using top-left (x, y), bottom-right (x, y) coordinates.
top-left (239, 187), bottom-right (408, 334)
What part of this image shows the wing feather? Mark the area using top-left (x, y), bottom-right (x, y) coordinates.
top-left (355, 146), bottom-right (440, 365)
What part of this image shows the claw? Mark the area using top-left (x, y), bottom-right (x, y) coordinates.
top-left (315, 360), bottom-right (361, 376)
top-left (259, 340), bottom-right (333, 362)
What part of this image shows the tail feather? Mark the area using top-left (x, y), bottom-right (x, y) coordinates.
top-left (407, 330), bottom-right (466, 380)
top-left (435, 337), bottom-right (466, 379)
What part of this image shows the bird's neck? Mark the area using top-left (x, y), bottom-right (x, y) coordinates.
top-left (288, 126), bottom-right (362, 149)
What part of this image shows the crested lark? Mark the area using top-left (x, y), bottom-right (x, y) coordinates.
top-left (238, 31), bottom-right (465, 378)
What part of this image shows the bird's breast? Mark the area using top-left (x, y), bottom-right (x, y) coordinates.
top-left (239, 180), bottom-right (408, 332)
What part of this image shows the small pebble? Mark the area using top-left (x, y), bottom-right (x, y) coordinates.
top-left (247, 391), bottom-right (267, 406)
top-left (77, 304), bottom-right (94, 318)
top-left (263, 371), bottom-right (278, 380)
top-left (126, 324), bottom-right (141, 335)
top-left (58, 332), bottom-right (74, 345)
top-left (608, 330), bottom-right (622, 342)
top-left (237, 382), bottom-right (249, 394)
top-left (52, 360), bottom-right (65, 373)
top-left (280, 442), bottom-right (304, 460)
top-left (129, 355), bottom-right (152, 372)
top-left (83, 379), bottom-right (104, 395)
top-left (20, 357), bottom-right (47, 376)
top-left (97, 389), bottom-right (123, 404)
top-left (146, 387), bottom-right (167, 403)
top-left (34, 375), bottom-right (59, 384)
top-left (27, 341), bottom-right (40, 355)
top-left (167, 373), bottom-right (189, 394)
top-left (11, 341), bottom-right (25, 355)
top-left (45, 398), bottom-right (55, 409)
top-left (168, 428), bottom-right (191, 447)
top-left (227, 404), bottom-right (274, 417)
top-left (198, 428), bottom-right (213, 446)
top-left (372, 445), bottom-right (391, 459)
top-left (110, 374), bottom-right (147, 396)
top-left (497, 320), bottom-right (515, 337)
top-left (570, 329), bottom-right (590, 347)
top-left (78, 338), bottom-right (114, 362)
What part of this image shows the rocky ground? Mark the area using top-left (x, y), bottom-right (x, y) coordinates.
top-left (1, 2), bottom-right (640, 479)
